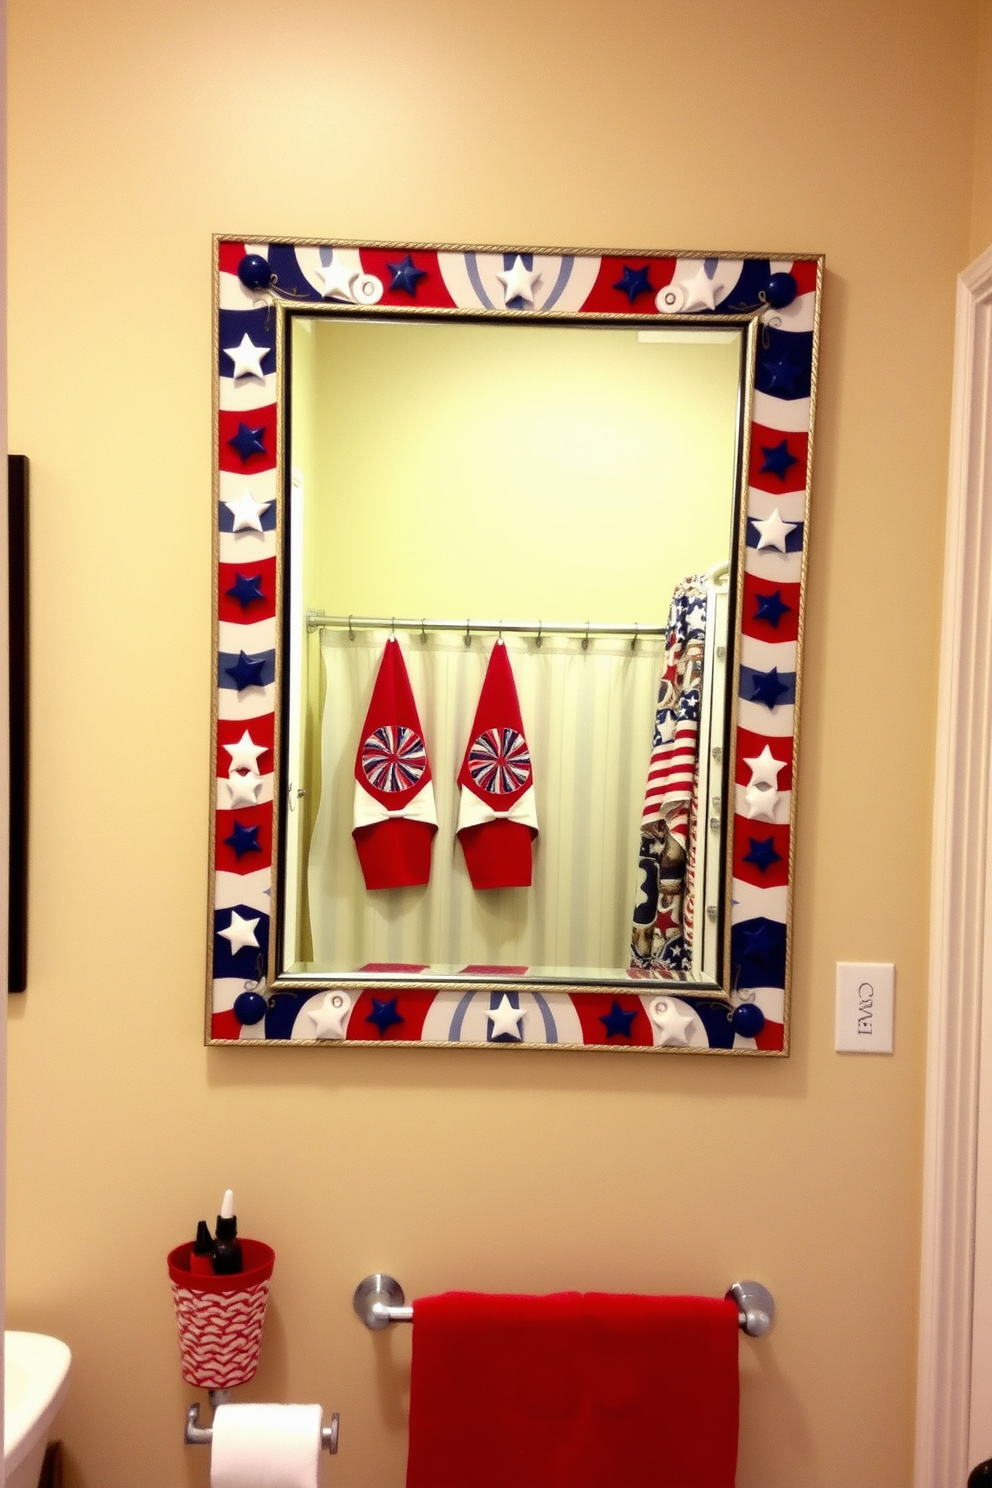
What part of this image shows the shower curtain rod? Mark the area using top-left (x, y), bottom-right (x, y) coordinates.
top-left (306, 612), bottom-right (669, 641)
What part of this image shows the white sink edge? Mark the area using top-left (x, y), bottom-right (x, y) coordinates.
top-left (4, 1332), bottom-right (72, 1473)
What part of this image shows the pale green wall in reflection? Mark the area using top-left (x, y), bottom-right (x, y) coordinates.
top-left (293, 317), bottom-right (741, 621)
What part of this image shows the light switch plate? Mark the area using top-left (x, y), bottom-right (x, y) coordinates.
top-left (835, 963), bottom-right (894, 1052)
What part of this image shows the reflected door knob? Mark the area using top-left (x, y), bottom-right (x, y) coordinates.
top-left (969, 1461), bottom-right (992, 1485)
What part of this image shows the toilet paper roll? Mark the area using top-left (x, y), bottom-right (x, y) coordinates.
top-left (210, 1403), bottom-right (323, 1488)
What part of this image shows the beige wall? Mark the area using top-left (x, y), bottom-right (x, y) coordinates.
top-left (5, 2), bottom-right (981, 1486)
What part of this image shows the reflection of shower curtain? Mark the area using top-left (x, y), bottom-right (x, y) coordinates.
top-left (306, 629), bottom-right (666, 974)
top-left (630, 577), bottom-right (708, 976)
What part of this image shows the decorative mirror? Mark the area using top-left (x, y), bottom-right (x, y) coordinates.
top-left (210, 239), bottom-right (821, 1053)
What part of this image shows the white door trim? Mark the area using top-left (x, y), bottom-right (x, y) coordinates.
top-left (916, 242), bottom-right (992, 1488)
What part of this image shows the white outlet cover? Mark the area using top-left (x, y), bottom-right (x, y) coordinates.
top-left (835, 962), bottom-right (895, 1053)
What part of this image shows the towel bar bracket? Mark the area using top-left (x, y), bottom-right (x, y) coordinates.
top-left (725, 1280), bottom-right (775, 1338)
top-left (354, 1273), bottom-right (774, 1338)
top-left (354, 1272), bottom-right (411, 1330)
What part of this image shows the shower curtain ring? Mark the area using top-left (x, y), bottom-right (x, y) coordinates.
top-left (464, 618), bottom-right (471, 648)
top-left (630, 622), bottom-right (639, 651)
top-left (582, 621), bottom-right (590, 651)
top-left (536, 621), bottom-right (543, 649)
top-left (391, 616), bottom-right (396, 639)
top-left (348, 615), bottom-right (355, 641)
top-left (421, 618), bottom-right (427, 641)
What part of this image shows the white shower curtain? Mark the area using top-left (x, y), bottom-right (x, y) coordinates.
top-left (306, 628), bottom-right (666, 975)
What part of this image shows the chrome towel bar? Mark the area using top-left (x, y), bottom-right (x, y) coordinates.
top-left (353, 1272), bottom-right (775, 1339)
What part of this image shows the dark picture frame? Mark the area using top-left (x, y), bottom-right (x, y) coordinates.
top-left (9, 455), bottom-right (28, 992)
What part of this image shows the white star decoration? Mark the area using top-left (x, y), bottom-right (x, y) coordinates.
top-left (315, 258), bottom-right (360, 302)
top-left (743, 745), bottom-right (785, 821)
top-left (745, 783), bottom-right (781, 822)
top-left (488, 994), bottom-right (526, 1040)
top-left (306, 991), bottom-right (352, 1040)
top-left (224, 731), bottom-right (267, 773)
top-left (659, 714), bottom-right (678, 744)
top-left (228, 771), bottom-right (262, 808)
top-left (223, 332), bottom-right (268, 381)
top-left (648, 997), bottom-right (695, 1047)
top-left (744, 745), bottom-right (785, 791)
top-left (224, 489), bottom-right (271, 533)
top-left (681, 263), bottom-right (721, 313)
top-left (219, 910), bottom-right (260, 954)
top-left (752, 508), bottom-right (797, 553)
top-left (497, 255), bottom-right (542, 308)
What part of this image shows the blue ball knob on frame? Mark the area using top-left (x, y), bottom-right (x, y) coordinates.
top-left (233, 990), bottom-right (268, 1026)
top-left (763, 272), bottom-right (798, 310)
top-left (237, 254), bottom-right (273, 292)
top-left (731, 1002), bottom-right (766, 1039)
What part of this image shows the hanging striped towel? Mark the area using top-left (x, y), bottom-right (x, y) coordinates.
top-left (630, 577), bottom-right (707, 974)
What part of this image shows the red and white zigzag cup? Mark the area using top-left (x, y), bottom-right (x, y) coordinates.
top-left (167, 1239), bottom-right (275, 1391)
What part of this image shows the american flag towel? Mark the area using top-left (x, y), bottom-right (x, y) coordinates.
top-left (630, 578), bottom-right (708, 975)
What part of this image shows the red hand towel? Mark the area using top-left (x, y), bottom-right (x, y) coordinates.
top-left (406, 1291), bottom-right (739, 1488)
top-left (353, 638), bottom-right (437, 890)
top-left (456, 641), bottom-right (538, 889)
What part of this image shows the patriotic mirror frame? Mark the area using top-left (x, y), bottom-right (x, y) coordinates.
top-left (210, 237), bottom-right (821, 1054)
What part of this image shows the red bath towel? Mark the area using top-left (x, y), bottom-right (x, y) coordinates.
top-left (405, 1291), bottom-right (740, 1488)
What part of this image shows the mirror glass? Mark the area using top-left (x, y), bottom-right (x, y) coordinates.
top-left (280, 314), bottom-right (745, 989)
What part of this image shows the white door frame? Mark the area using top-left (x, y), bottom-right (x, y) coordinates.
top-left (916, 242), bottom-right (992, 1488)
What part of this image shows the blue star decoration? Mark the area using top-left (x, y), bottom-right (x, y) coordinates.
top-left (757, 353), bottom-right (808, 399)
top-left (743, 836), bottom-right (782, 874)
top-left (600, 999), bottom-right (638, 1039)
top-left (366, 997), bottom-right (404, 1036)
top-left (737, 919), bottom-right (782, 972)
top-left (730, 917), bottom-right (786, 991)
top-left (613, 264), bottom-right (653, 304)
top-left (759, 438), bottom-right (798, 481)
top-left (226, 572), bottom-right (266, 610)
top-left (225, 821), bottom-right (262, 860)
top-left (754, 589), bottom-right (791, 629)
top-left (749, 667), bottom-right (789, 709)
top-left (387, 254), bottom-right (427, 296)
top-left (228, 422), bottom-right (267, 463)
top-left (226, 651), bottom-right (267, 691)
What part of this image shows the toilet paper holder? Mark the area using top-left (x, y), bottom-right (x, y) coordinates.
top-left (185, 1397), bottom-right (340, 1455)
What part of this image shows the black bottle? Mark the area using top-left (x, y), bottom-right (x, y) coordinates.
top-left (191, 1220), bottom-right (214, 1276)
top-left (211, 1191), bottom-right (243, 1275)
